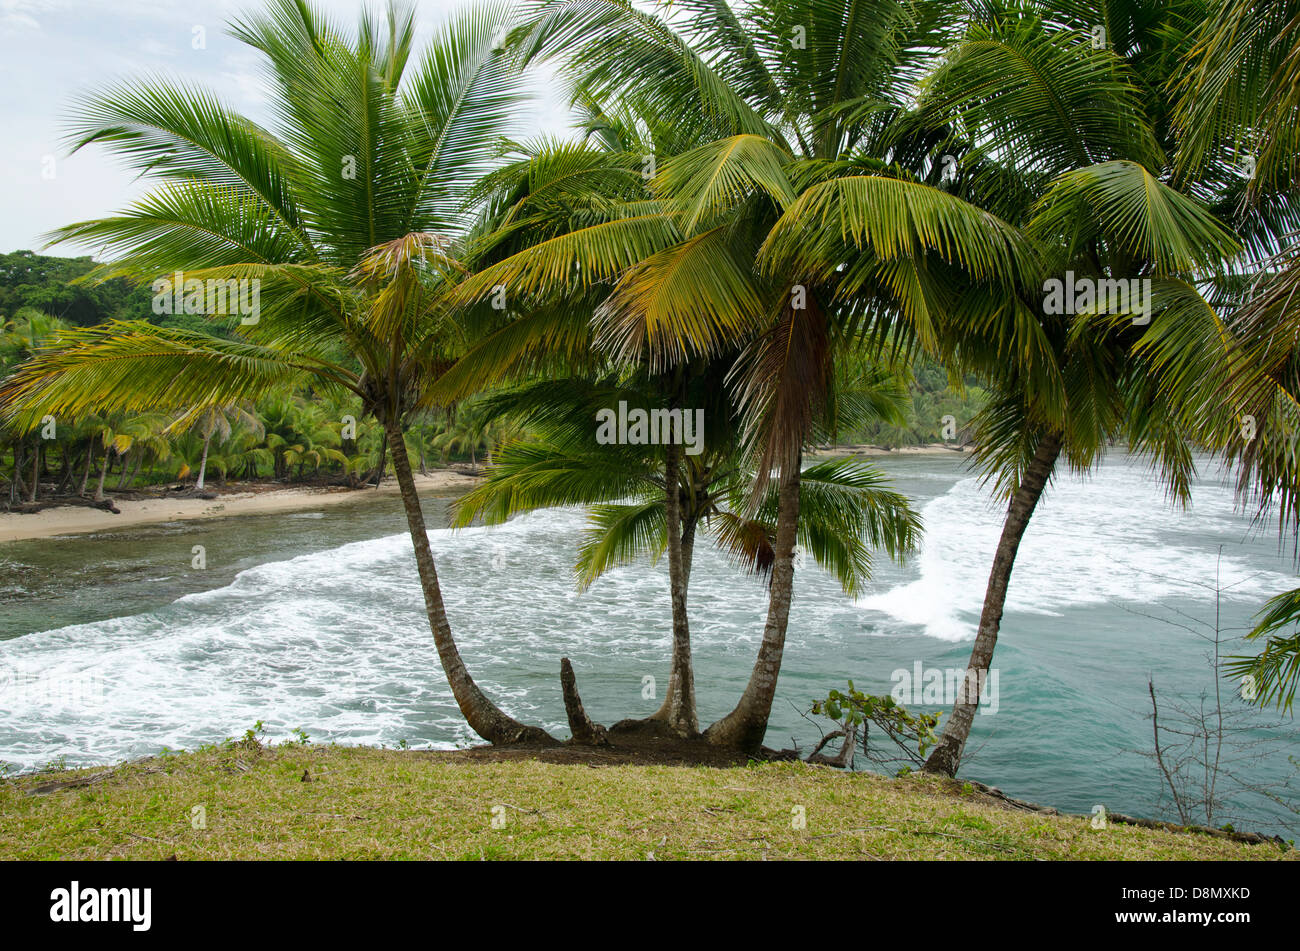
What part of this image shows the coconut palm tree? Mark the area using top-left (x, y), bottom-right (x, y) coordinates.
top-left (2, 308), bottom-right (71, 502)
top-left (174, 402), bottom-right (263, 490)
top-left (859, 0), bottom-right (1246, 774)
top-left (110, 412), bottom-right (175, 491)
top-left (452, 360), bottom-right (921, 734)
top-left (0, 0), bottom-right (553, 746)
top-left (447, 0), bottom-right (1040, 751)
top-left (1159, 0), bottom-right (1300, 711)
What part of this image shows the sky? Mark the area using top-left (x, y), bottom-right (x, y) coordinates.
top-left (0, 0), bottom-right (574, 255)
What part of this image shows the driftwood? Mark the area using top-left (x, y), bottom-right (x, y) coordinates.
top-left (807, 725), bottom-right (857, 767)
top-left (760, 723), bottom-right (859, 767)
top-left (22, 764), bottom-right (163, 796)
top-left (10, 496), bottom-right (120, 515)
top-left (166, 489), bottom-right (217, 500)
top-left (1101, 810), bottom-right (1286, 846)
top-left (560, 658), bottom-right (609, 746)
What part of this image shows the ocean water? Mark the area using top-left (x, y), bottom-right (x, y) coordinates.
top-left (2, 455), bottom-right (1297, 834)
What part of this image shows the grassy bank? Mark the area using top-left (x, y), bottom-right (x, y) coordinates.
top-left (2, 744), bottom-right (1293, 860)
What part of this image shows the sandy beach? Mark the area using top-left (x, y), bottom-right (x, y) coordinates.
top-left (0, 447), bottom-right (966, 544)
top-left (0, 470), bottom-right (482, 544)
top-left (812, 443), bottom-right (973, 459)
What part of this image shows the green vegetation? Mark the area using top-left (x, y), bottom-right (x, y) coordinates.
top-left (0, 251), bottom-right (139, 329)
top-left (1, 744), bottom-right (1290, 860)
top-left (0, 0), bottom-right (1298, 840)
top-left (845, 356), bottom-right (988, 447)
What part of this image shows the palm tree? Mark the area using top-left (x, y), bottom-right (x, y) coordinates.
top-left (859, 0), bottom-right (1245, 775)
top-left (432, 399), bottom-right (498, 466)
top-left (110, 412), bottom-right (174, 491)
top-left (447, 0), bottom-right (1039, 751)
top-left (2, 308), bottom-right (70, 502)
top-left (452, 363), bottom-right (921, 734)
top-left (0, 0), bottom-right (553, 746)
top-left (1160, 0), bottom-right (1300, 711)
top-left (77, 412), bottom-right (122, 502)
top-left (173, 403), bottom-right (263, 490)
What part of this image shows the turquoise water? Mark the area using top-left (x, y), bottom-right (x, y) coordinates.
top-left (2, 455), bottom-right (1297, 835)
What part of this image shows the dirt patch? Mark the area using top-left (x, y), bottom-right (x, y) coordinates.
top-left (431, 724), bottom-right (754, 769)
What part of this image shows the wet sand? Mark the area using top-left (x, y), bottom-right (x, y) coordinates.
top-left (0, 470), bottom-right (481, 543)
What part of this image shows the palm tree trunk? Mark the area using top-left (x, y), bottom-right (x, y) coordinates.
top-left (196, 431), bottom-right (212, 491)
top-left (57, 456), bottom-right (74, 494)
top-left (382, 417), bottom-right (555, 746)
top-left (12, 444), bottom-right (26, 504)
top-left (649, 439), bottom-right (698, 735)
top-left (373, 438), bottom-right (387, 487)
top-left (116, 451), bottom-right (134, 490)
top-left (923, 432), bottom-right (1063, 776)
top-left (26, 438), bottom-right (39, 503)
top-left (93, 448), bottom-right (109, 502)
top-left (78, 439), bottom-right (94, 496)
top-left (56, 447), bottom-right (71, 491)
top-left (704, 455), bottom-right (802, 751)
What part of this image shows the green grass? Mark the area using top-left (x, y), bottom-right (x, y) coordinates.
top-left (1, 744), bottom-right (1293, 860)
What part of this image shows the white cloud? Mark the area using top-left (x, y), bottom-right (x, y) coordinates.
top-left (0, 0), bottom-right (576, 255)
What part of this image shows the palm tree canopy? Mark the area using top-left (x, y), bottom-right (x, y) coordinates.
top-left (1, 0), bottom-right (529, 431)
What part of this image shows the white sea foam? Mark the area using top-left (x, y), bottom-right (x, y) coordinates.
top-left (0, 456), bottom-right (1292, 769)
top-left (857, 457), bottom-right (1294, 640)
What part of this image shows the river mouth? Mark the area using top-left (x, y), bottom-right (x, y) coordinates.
top-left (1, 454), bottom-right (1297, 834)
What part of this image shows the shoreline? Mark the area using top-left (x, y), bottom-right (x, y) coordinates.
top-left (0, 446), bottom-right (965, 544)
top-left (811, 443), bottom-right (972, 459)
top-left (0, 470), bottom-right (482, 544)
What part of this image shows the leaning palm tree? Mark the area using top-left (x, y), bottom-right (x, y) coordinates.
top-left (1163, 0), bottom-right (1300, 711)
top-left (0, 0), bottom-right (553, 745)
top-left (848, 0), bottom-right (1245, 774)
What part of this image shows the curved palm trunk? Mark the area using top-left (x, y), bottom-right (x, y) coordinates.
top-left (196, 431), bottom-right (212, 490)
top-left (116, 451), bottom-right (135, 490)
top-left (93, 449), bottom-right (109, 502)
top-left (924, 432), bottom-right (1063, 776)
top-left (705, 456), bottom-right (802, 751)
top-left (649, 440), bottom-right (698, 735)
top-left (382, 418), bottom-right (555, 746)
